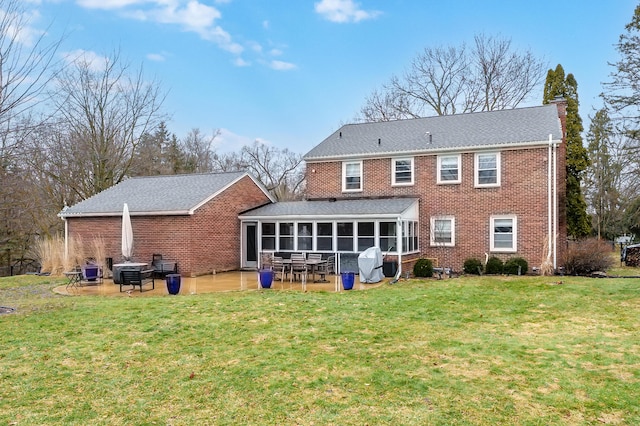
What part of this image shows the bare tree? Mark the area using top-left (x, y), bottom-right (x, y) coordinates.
top-left (181, 128), bottom-right (220, 173)
top-left (212, 141), bottom-right (305, 200)
top-left (0, 0), bottom-right (62, 156)
top-left (357, 34), bottom-right (547, 121)
top-left (46, 50), bottom-right (166, 198)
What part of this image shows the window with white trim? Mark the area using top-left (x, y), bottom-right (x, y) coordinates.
top-left (437, 154), bottom-right (461, 184)
top-left (490, 215), bottom-right (517, 252)
top-left (279, 222), bottom-right (294, 250)
top-left (342, 161), bottom-right (362, 192)
top-left (392, 158), bottom-right (414, 185)
top-left (297, 223), bottom-right (313, 251)
top-left (357, 222), bottom-right (375, 251)
top-left (475, 152), bottom-right (501, 187)
top-left (430, 216), bottom-right (455, 246)
top-left (379, 222), bottom-right (396, 251)
top-left (316, 222), bottom-right (333, 251)
top-left (337, 222), bottom-right (354, 251)
top-left (261, 222), bottom-right (276, 250)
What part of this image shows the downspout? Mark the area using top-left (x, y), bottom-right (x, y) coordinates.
top-left (390, 217), bottom-right (402, 283)
top-left (63, 216), bottom-right (69, 265)
top-left (547, 134), bottom-right (553, 266)
top-left (553, 135), bottom-right (558, 270)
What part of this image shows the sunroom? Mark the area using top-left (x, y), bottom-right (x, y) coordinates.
top-left (238, 197), bottom-right (419, 276)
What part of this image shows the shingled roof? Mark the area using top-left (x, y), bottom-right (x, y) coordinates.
top-left (240, 198), bottom-right (419, 219)
top-left (304, 104), bottom-right (563, 161)
top-left (60, 172), bottom-right (274, 217)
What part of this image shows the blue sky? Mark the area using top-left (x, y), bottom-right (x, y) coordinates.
top-left (27, 0), bottom-right (638, 154)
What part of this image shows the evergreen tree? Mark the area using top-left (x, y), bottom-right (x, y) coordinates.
top-left (543, 64), bottom-right (591, 238)
top-left (585, 108), bottom-right (625, 240)
top-left (603, 4), bottom-right (640, 144)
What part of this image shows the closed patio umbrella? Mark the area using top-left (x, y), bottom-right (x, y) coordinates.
top-left (121, 203), bottom-right (133, 261)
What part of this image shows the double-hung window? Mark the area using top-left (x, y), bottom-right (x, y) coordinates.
top-left (437, 154), bottom-right (461, 184)
top-left (490, 215), bottom-right (517, 252)
top-left (392, 158), bottom-right (414, 185)
top-left (342, 161), bottom-right (362, 192)
top-left (475, 152), bottom-right (500, 187)
top-left (430, 216), bottom-right (455, 247)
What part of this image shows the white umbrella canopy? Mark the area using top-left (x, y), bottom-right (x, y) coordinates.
top-left (121, 203), bottom-right (133, 261)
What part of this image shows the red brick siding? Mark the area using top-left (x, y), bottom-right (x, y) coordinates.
top-left (306, 145), bottom-right (566, 272)
top-left (67, 175), bottom-right (271, 276)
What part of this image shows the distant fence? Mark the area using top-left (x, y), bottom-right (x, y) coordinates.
top-left (0, 259), bottom-right (41, 277)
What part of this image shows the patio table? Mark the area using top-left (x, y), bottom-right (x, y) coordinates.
top-left (64, 271), bottom-right (82, 289)
top-left (283, 258), bottom-right (328, 283)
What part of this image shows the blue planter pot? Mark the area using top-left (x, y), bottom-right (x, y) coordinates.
top-left (259, 269), bottom-right (274, 288)
top-left (166, 274), bottom-right (181, 295)
top-left (341, 272), bottom-right (355, 290)
top-left (83, 265), bottom-right (99, 281)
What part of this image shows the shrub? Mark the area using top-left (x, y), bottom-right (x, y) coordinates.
top-left (485, 256), bottom-right (504, 274)
top-left (504, 257), bottom-right (528, 275)
top-left (413, 258), bottom-right (433, 278)
top-left (564, 238), bottom-right (615, 275)
top-left (463, 258), bottom-right (483, 275)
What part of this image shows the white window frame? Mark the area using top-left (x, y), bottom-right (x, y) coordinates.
top-left (430, 216), bottom-right (455, 247)
top-left (342, 161), bottom-right (363, 192)
top-left (475, 152), bottom-right (501, 187)
top-left (437, 154), bottom-right (461, 184)
top-left (392, 157), bottom-right (414, 186)
top-left (490, 215), bottom-right (517, 252)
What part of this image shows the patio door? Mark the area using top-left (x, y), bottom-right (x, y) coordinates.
top-left (242, 222), bottom-right (258, 269)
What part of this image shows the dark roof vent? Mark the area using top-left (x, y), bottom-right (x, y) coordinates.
top-left (426, 132), bottom-right (432, 144)
top-left (378, 138), bottom-right (381, 145)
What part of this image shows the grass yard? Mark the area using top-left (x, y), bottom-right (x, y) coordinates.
top-left (1, 273), bottom-right (639, 425)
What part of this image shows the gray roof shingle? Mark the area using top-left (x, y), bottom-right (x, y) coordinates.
top-left (60, 172), bottom-right (267, 217)
top-left (304, 104), bottom-right (562, 160)
top-left (240, 198), bottom-right (419, 219)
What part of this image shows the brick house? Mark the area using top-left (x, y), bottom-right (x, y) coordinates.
top-left (240, 100), bottom-right (567, 275)
top-left (59, 172), bottom-right (274, 276)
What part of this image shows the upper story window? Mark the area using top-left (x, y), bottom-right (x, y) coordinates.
top-left (490, 215), bottom-right (517, 252)
top-left (342, 161), bottom-right (362, 192)
top-left (430, 216), bottom-right (455, 247)
top-left (392, 158), bottom-right (414, 185)
top-left (475, 152), bottom-right (501, 187)
top-left (437, 154), bottom-right (461, 184)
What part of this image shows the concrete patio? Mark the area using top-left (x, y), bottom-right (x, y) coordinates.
top-left (54, 270), bottom-right (386, 297)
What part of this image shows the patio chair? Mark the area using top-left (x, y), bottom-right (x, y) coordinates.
top-left (290, 258), bottom-right (307, 284)
top-left (151, 254), bottom-right (177, 278)
top-left (260, 252), bottom-right (273, 269)
top-left (272, 256), bottom-right (289, 282)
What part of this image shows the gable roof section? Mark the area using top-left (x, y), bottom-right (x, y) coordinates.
top-left (304, 104), bottom-right (563, 161)
top-left (60, 172), bottom-right (275, 218)
top-left (240, 198), bottom-right (419, 220)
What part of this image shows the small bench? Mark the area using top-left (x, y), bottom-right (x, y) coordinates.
top-left (120, 269), bottom-right (155, 292)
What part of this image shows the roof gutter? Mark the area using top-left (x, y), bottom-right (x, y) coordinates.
top-left (59, 210), bottom-right (194, 219)
top-left (304, 139), bottom-right (561, 163)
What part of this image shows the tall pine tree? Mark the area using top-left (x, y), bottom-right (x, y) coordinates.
top-left (543, 64), bottom-right (591, 238)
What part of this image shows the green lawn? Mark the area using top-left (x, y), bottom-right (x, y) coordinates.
top-left (1, 273), bottom-right (638, 425)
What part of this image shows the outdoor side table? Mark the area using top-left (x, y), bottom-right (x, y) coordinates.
top-left (64, 271), bottom-right (82, 289)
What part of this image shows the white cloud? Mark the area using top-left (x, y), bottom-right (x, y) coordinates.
top-left (262, 20), bottom-right (269, 30)
top-left (314, 0), bottom-right (381, 23)
top-left (76, 0), bottom-right (146, 10)
top-left (215, 128), bottom-right (257, 153)
top-left (77, 0), bottom-right (243, 54)
top-left (233, 57), bottom-right (250, 67)
top-left (146, 52), bottom-right (166, 61)
top-left (269, 48), bottom-right (283, 57)
top-left (61, 49), bottom-right (109, 71)
top-left (269, 60), bottom-right (296, 71)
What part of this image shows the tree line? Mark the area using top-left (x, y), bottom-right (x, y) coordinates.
top-left (1, 0), bottom-right (639, 274)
